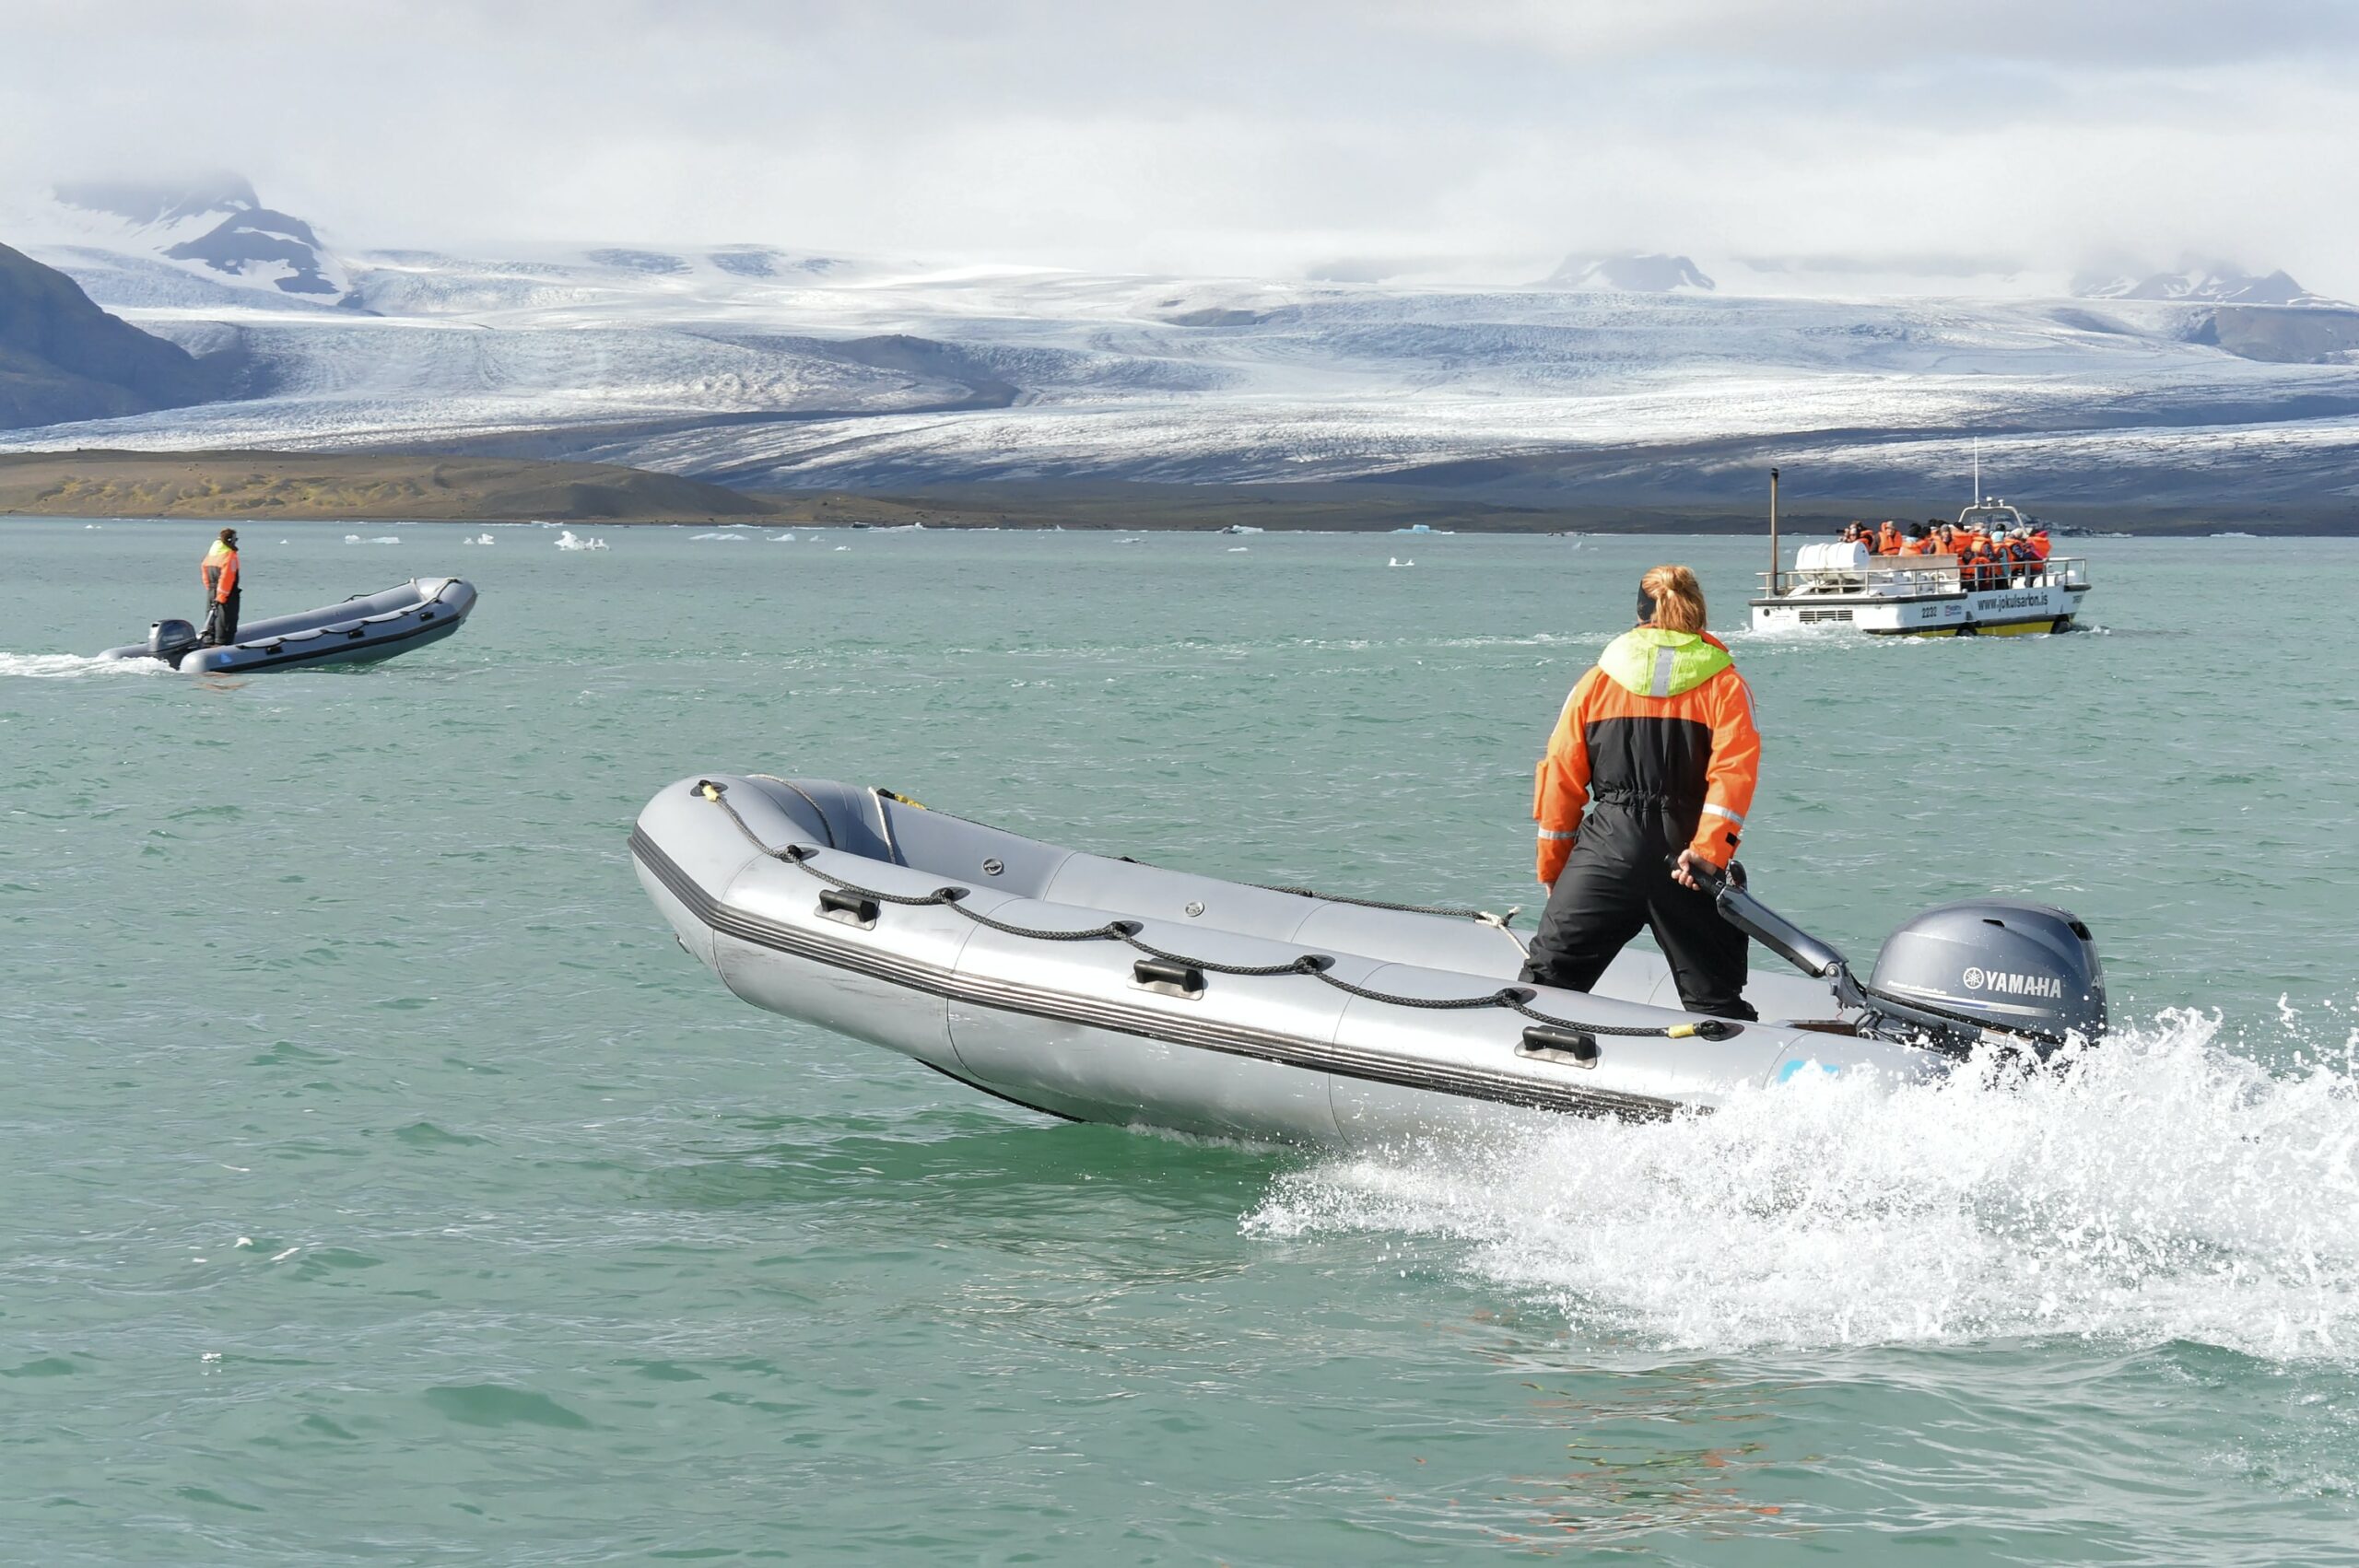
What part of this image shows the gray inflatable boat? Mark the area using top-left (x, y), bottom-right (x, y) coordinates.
top-left (632, 774), bottom-right (2107, 1146)
top-left (99, 578), bottom-right (477, 673)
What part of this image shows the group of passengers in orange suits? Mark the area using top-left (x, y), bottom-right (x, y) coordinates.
top-left (1838, 519), bottom-right (2051, 591)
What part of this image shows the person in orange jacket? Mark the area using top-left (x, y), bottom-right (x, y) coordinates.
top-left (1961, 528), bottom-right (1995, 590)
top-left (1896, 524), bottom-right (1931, 556)
top-left (2003, 529), bottom-right (2037, 580)
top-left (1523, 565), bottom-right (1761, 1020)
top-left (1878, 521), bottom-right (1904, 556)
top-left (2027, 527), bottom-right (2052, 564)
top-left (198, 527), bottom-right (242, 645)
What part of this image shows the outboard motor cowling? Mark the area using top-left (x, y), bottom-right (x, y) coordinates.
top-left (1867, 900), bottom-right (2107, 1051)
top-left (147, 618), bottom-right (200, 668)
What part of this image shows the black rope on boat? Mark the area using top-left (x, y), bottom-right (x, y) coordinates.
top-left (689, 779), bottom-right (1731, 1042)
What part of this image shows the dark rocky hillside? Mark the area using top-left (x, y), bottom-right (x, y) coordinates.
top-left (0, 241), bottom-right (221, 428)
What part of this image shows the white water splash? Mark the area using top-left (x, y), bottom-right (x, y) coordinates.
top-left (0, 652), bottom-right (170, 679)
top-left (1248, 1012), bottom-right (2359, 1363)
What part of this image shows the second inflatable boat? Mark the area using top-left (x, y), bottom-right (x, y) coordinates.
top-left (99, 578), bottom-right (477, 673)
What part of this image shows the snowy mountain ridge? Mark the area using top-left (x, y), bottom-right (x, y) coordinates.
top-left (6, 175), bottom-right (2359, 511)
top-left (1542, 253), bottom-right (1716, 293)
top-left (19, 174), bottom-right (351, 303)
top-left (2071, 263), bottom-right (2343, 308)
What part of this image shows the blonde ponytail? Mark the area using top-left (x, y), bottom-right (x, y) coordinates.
top-left (1640, 565), bottom-right (1708, 633)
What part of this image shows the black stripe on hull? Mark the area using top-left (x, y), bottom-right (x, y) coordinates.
top-left (199, 613), bottom-right (467, 673)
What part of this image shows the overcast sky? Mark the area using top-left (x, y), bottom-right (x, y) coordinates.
top-left (9, 0), bottom-right (2359, 291)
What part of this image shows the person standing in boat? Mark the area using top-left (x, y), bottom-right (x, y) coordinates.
top-left (198, 528), bottom-right (241, 646)
top-left (1521, 565), bottom-right (1762, 1021)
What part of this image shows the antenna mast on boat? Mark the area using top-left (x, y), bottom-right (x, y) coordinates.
top-left (1973, 438), bottom-right (1981, 507)
top-left (1769, 467), bottom-right (1780, 591)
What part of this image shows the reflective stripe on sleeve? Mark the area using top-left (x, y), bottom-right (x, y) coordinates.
top-left (1537, 828), bottom-right (1577, 840)
top-left (1701, 802), bottom-right (1745, 826)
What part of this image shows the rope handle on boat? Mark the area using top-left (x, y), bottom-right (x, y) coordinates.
top-left (691, 780), bottom-right (1733, 1042)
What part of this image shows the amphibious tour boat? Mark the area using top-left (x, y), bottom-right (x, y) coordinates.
top-left (1749, 500), bottom-right (2091, 636)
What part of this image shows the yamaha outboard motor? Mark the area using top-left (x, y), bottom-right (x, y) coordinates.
top-left (1868, 900), bottom-right (2107, 1052)
top-left (147, 618), bottom-right (200, 669)
top-left (1685, 862), bottom-right (2107, 1058)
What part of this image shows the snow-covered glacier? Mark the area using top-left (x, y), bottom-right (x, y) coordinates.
top-left (7, 185), bottom-right (2359, 509)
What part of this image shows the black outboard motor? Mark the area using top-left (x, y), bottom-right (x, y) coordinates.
top-left (1684, 861), bottom-right (2107, 1058)
top-left (147, 618), bottom-right (200, 669)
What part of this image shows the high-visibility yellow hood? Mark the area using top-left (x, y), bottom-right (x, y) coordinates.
top-left (1598, 627), bottom-right (1731, 697)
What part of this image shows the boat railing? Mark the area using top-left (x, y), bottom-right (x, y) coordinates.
top-left (1758, 555), bottom-right (2088, 596)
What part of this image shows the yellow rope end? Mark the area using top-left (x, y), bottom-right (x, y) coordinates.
top-left (1667, 1024), bottom-right (1697, 1038)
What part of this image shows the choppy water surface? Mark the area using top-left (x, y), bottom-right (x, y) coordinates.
top-left (5, 520), bottom-right (2355, 1563)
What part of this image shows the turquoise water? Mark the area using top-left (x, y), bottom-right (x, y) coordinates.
top-left (4, 519), bottom-right (2355, 1563)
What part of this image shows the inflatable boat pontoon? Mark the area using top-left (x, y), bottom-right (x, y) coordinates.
top-left (632, 775), bottom-right (2107, 1146)
top-left (99, 578), bottom-right (477, 673)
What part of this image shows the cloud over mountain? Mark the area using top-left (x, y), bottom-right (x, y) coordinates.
top-left (4, 3), bottom-right (2358, 295)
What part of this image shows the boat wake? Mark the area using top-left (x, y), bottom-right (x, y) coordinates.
top-left (0, 651), bottom-right (171, 680)
top-left (1248, 1008), bottom-right (2359, 1363)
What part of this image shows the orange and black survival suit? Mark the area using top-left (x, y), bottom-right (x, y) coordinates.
top-left (199, 530), bottom-right (241, 646)
top-left (1520, 618), bottom-right (1763, 1020)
